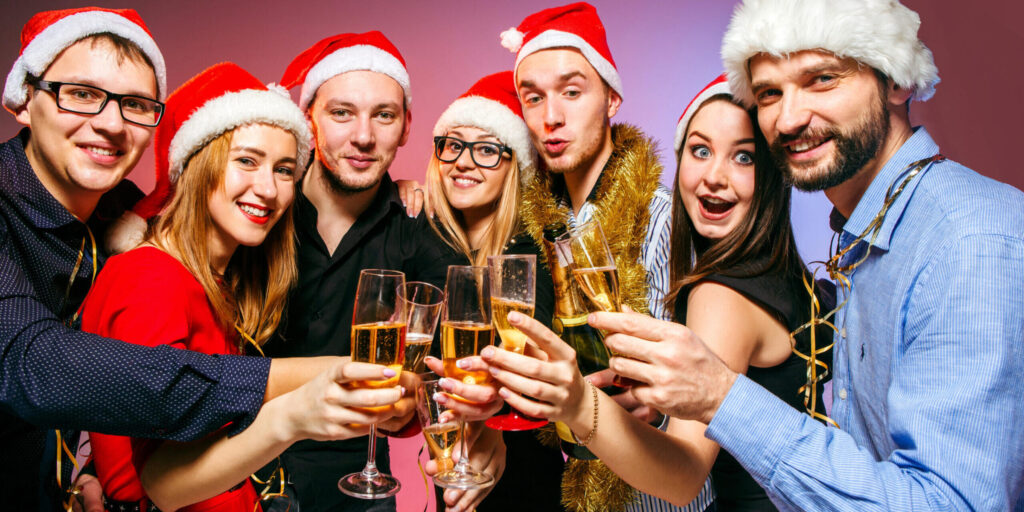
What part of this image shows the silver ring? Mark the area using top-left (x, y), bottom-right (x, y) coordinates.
top-left (414, 188), bottom-right (424, 194)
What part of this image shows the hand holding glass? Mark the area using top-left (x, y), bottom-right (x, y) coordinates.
top-left (485, 254), bottom-right (547, 430)
top-left (436, 266), bottom-right (495, 489)
top-left (338, 269), bottom-right (406, 499)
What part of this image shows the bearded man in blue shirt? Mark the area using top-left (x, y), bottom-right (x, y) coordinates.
top-left (562, 0), bottom-right (1024, 510)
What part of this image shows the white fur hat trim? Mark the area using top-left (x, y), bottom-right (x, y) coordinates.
top-left (721, 0), bottom-right (939, 106)
top-left (432, 96), bottom-right (535, 170)
top-left (168, 89), bottom-right (312, 181)
top-left (298, 44), bottom-right (411, 110)
top-left (515, 30), bottom-right (623, 98)
top-left (674, 81), bottom-right (733, 153)
top-left (3, 10), bottom-right (167, 110)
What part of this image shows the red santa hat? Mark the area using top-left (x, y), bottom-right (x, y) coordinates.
top-left (433, 71), bottom-right (535, 172)
top-left (3, 7), bottom-right (167, 113)
top-left (105, 62), bottom-right (311, 254)
top-left (499, 2), bottom-right (622, 98)
top-left (721, 0), bottom-right (939, 106)
top-left (674, 74), bottom-right (732, 154)
top-left (279, 31), bottom-right (411, 111)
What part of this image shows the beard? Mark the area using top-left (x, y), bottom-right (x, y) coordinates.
top-left (317, 153), bottom-right (385, 195)
top-left (770, 95), bottom-right (889, 192)
top-left (540, 116), bottom-right (609, 175)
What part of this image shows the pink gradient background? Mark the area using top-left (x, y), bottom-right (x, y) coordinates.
top-left (4, 2), bottom-right (1022, 510)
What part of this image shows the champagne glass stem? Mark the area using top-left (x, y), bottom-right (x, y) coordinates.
top-left (362, 424), bottom-right (380, 478)
top-left (455, 420), bottom-right (470, 472)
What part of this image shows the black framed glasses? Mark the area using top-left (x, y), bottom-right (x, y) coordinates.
top-left (433, 136), bottom-right (511, 169)
top-left (28, 78), bottom-right (164, 127)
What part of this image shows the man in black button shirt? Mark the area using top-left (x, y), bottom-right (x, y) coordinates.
top-left (273, 31), bottom-right (456, 511)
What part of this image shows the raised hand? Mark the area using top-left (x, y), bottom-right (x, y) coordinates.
top-left (479, 312), bottom-right (590, 426)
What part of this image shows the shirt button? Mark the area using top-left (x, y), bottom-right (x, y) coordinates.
top-left (840, 327), bottom-right (847, 338)
top-left (838, 388), bottom-right (848, 400)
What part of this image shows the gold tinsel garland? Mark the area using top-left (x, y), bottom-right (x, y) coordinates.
top-left (519, 124), bottom-right (663, 512)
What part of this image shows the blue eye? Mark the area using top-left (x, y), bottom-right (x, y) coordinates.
top-left (735, 152), bottom-right (754, 165)
top-left (691, 145), bottom-right (711, 159)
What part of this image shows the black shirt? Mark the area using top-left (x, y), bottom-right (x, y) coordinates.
top-left (264, 173), bottom-right (458, 511)
top-left (675, 261), bottom-right (834, 512)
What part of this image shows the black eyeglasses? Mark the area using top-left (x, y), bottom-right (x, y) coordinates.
top-left (28, 78), bottom-right (164, 127)
top-left (433, 136), bottom-right (511, 169)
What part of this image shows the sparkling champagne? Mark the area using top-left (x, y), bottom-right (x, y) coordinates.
top-left (423, 422), bottom-right (460, 472)
top-left (349, 322), bottom-right (406, 388)
top-left (403, 333), bottom-right (433, 373)
top-left (441, 321), bottom-right (494, 385)
top-left (572, 266), bottom-right (621, 312)
top-left (490, 297), bottom-right (534, 353)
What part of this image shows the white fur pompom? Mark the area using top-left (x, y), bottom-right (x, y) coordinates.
top-left (500, 28), bottom-right (524, 53)
top-left (104, 211), bottom-right (148, 255)
top-left (265, 82), bottom-right (291, 98)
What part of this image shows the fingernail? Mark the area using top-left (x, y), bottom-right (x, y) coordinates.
top-left (588, 313), bottom-right (596, 324)
top-left (498, 387), bottom-right (510, 399)
top-left (399, 386), bottom-right (406, 397)
top-left (455, 358), bottom-right (469, 369)
top-left (508, 311), bottom-right (522, 323)
top-left (433, 392), bottom-right (447, 404)
top-left (383, 368), bottom-right (397, 377)
top-left (480, 346), bottom-right (495, 359)
top-left (488, 366), bottom-right (499, 376)
top-left (439, 377), bottom-right (453, 389)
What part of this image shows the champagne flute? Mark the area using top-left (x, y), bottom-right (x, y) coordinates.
top-left (557, 221), bottom-right (621, 313)
top-left (338, 269), bottom-right (407, 499)
top-left (485, 254), bottom-right (547, 430)
top-left (415, 375), bottom-right (460, 475)
top-left (399, 281), bottom-right (445, 373)
top-left (556, 221), bottom-right (635, 387)
top-left (436, 265), bottom-right (495, 489)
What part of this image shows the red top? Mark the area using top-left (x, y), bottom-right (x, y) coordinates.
top-left (81, 246), bottom-right (260, 512)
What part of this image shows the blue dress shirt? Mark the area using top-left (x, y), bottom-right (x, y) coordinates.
top-left (705, 127), bottom-right (1024, 510)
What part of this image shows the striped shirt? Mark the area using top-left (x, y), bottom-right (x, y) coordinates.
top-left (562, 182), bottom-right (715, 512)
top-left (706, 127), bottom-right (1024, 510)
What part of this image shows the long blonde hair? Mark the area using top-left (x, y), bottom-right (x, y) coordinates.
top-left (149, 129), bottom-right (298, 347)
top-left (426, 149), bottom-right (522, 266)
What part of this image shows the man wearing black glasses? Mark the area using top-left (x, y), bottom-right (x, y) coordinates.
top-left (0, 8), bottom-right (317, 510)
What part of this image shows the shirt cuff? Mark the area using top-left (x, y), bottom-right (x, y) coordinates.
top-left (217, 355), bottom-right (272, 436)
top-left (705, 374), bottom-right (807, 485)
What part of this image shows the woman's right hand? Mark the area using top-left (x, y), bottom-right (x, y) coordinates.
top-left (479, 312), bottom-right (591, 427)
top-left (394, 179), bottom-right (431, 218)
top-left (269, 360), bottom-right (405, 443)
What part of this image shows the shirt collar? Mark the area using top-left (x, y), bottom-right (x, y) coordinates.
top-left (839, 127), bottom-right (940, 251)
top-left (1, 129), bottom-right (81, 230)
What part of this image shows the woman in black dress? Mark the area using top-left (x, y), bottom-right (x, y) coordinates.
top-left (473, 74), bottom-right (832, 511)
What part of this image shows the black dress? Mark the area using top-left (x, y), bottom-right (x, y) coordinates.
top-left (675, 263), bottom-right (834, 512)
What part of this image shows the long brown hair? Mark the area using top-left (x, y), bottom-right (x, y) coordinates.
top-left (426, 148), bottom-right (522, 266)
top-left (149, 129), bottom-right (298, 347)
top-left (666, 96), bottom-right (806, 311)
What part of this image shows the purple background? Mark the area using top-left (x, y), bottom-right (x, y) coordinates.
top-left (4, 2), bottom-right (1022, 510)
